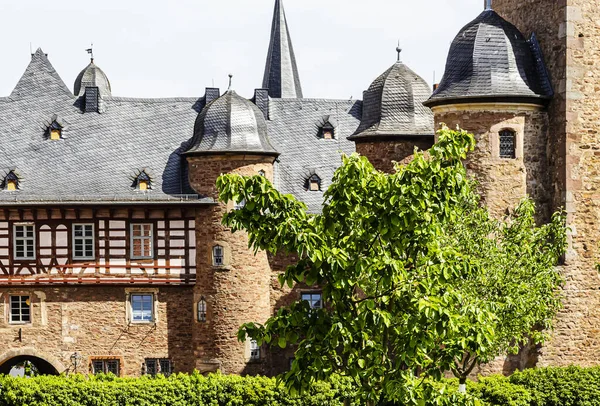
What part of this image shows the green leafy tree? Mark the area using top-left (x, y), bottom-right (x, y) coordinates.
top-left (217, 126), bottom-right (567, 405)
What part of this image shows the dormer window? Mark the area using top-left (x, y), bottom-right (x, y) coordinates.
top-left (136, 172), bottom-right (151, 191)
top-left (3, 172), bottom-right (19, 191)
top-left (306, 175), bottom-right (321, 192)
top-left (499, 129), bottom-right (516, 159)
top-left (46, 121), bottom-right (62, 141)
top-left (318, 122), bottom-right (335, 139)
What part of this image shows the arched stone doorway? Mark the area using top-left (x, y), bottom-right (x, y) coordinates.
top-left (0, 349), bottom-right (65, 375)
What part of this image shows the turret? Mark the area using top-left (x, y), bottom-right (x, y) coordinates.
top-left (185, 87), bottom-right (278, 374)
top-left (423, 2), bottom-right (553, 218)
top-left (74, 56), bottom-right (112, 113)
top-left (348, 50), bottom-right (435, 173)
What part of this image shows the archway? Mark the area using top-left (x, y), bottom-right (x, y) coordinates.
top-left (0, 349), bottom-right (65, 376)
top-left (0, 355), bottom-right (59, 375)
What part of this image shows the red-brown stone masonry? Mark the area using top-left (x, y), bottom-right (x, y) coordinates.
top-left (0, 286), bottom-right (194, 376)
top-left (355, 139), bottom-right (434, 173)
top-left (188, 155), bottom-right (274, 375)
top-left (494, 0), bottom-right (567, 213)
top-left (434, 110), bottom-right (552, 221)
top-left (495, 1), bottom-right (600, 369)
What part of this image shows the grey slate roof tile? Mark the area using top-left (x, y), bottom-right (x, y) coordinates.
top-left (262, 0), bottom-right (303, 99)
top-left (425, 9), bottom-right (552, 107)
top-left (350, 61), bottom-right (434, 140)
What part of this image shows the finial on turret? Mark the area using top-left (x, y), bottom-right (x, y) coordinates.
top-left (228, 74), bottom-right (233, 90)
top-left (85, 43), bottom-right (94, 62)
top-left (485, 0), bottom-right (492, 10)
top-left (396, 41), bottom-right (402, 62)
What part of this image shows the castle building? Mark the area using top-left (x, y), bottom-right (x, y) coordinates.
top-left (0, 0), bottom-right (591, 377)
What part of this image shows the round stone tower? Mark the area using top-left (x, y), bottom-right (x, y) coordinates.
top-left (348, 54), bottom-right (435, 173)
top-left (185, 90), bottom-right (279, 375)
top-left (423, 4), bottom-right (554, 218)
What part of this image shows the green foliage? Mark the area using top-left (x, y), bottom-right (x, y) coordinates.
top-left (0, 372), bottom-right (353, 406)
top-left (217, 126), bottom-right (567, 405)
top-left (508, 366), bottom-right (600, 406)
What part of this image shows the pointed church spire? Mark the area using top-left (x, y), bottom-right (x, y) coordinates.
top-left (262, 0), bottom-right (303, 98)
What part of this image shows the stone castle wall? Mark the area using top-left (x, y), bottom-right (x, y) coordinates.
top-left (494, 0), bottom-right (600, 368)
top-left (188, 155), bottom-right (275, 375)
top-left (433, 107), bottom-right (552, 220)
top-left (355, 139), bottom-right (434, 173)
top-left (0, 286), bottom-right (194, 376)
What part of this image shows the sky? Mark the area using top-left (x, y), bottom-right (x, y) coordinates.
top-left (0, 0), bottom-right (483, 100)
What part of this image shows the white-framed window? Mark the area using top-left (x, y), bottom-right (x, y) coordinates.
top-left (92, 359), bottom-right (120, 375)
top-left (301, 292), bottom-right (323, 310)
top-left (130, 293), bottom-right (154, 323)
top-left (13, 224), bottom-right (35, 260)
top-left (197, 297), bottom-right (207, 322)
top-left (131, 224), bottom-right (153, 259)
top-left (212, 245), bottom-right (224, 266)
top-left (9, 295), bottom-right (31, 324)
top-left (250, 340), bottom-right (260, 361)
top-left (73, 224), bottom-right (95, 260)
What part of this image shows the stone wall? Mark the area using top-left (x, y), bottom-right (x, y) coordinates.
top-left (0, 286), bottom-right (194, 376)
top-left (433, 106), bottom-right (552, 220)
top-left (188, 155), bottom-right (275, 375)
top-left (355, 139), bottom-right (434, 173)
top-left (494, 0), bottom-right (600, 369)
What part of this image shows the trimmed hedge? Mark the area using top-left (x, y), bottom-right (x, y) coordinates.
top-left (3, 366), bottom-right (600, 405)
top-left (467, 366), bottom-right (600, 406)
top-left (0, 372), bottom-right (355, 406)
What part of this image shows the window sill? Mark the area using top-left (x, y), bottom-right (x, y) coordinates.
top-left (9, 322), bottom-right (32, 326)
top-left (129, 320), bottom-right (155, 325)
top-left (212, 265), bottom-right (232, 272)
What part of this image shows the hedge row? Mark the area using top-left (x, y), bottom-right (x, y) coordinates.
top-left (0, 372), bottom-right (355, 406)
top-left (2, 366), bottom-right (600, 406)
top-left (470, 366), bottom-right (600, 406)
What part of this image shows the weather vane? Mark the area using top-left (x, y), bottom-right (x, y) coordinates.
top-left (396, 41), bottom-right (402, 62)
top-left (228, 74), bottom-right (233, 90)
top-left (86, 43), bottom-right (94, 62)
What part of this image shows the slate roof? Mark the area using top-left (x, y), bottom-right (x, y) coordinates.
top-left (186, 90), bottom-right (279, 157)
top-left (262, 0), bottom-right (303, 99)
top-left (424, 9), bottom-right (553, 107)
top-left (349, 61), bottom-right (434, 141)
top-left (74, 60), bottom-right (112, 97)
top-left (0, 49), bottom-right (360, 211)
top-left (268, 98), bottom-right (360, 213)
top-left (0, 49), bottom-right (208, 205)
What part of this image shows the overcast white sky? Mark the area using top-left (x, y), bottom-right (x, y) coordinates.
top-left (0, 0), bottom-right (483, 100)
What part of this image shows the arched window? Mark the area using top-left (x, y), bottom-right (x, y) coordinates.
top-left (136, 171), bottom-right (151, 191)
top-left (197, 297), bottom-right (207, 322)
top-left (3, 172), bottom-right (18, 191)
top-left (318, 122), bottom-right (335, 139)
top-left (499, 129), bottom-right (516, 159)
top-left (212, 245), bottom-right (224, 266)
top-left (306, 175), bottom-right (321, 192)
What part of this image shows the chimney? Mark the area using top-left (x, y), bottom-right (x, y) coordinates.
top-left (253, 89), bottom-right (269, 120)
top-left (204, 88), bottom-right (221, 105)
top-left (433, 83), bottom-right (440, 91)
top-left (84, 87), bottom-right (99, 113)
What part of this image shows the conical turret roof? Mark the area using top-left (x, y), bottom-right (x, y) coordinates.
top-left (424, 8), bottom-right (552, 107)
top-left (349, 60), bottom-right (434, 140)
top-left (74, 60), bottom-right (112, 97)
top-left (186, 91), bottom-right (279, 157)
